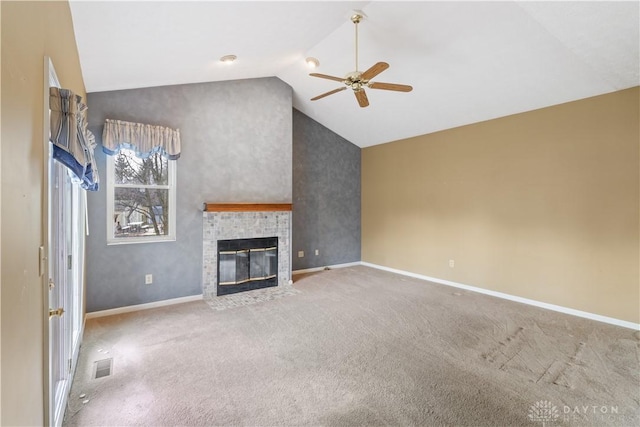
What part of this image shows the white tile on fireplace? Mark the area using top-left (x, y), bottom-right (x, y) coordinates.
top-left (202, 210), bottom-right (292, 300)
top-left (204, 281), bottom-right (300, 311)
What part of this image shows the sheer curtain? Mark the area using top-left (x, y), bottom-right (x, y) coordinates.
top-left (101, 119), bottom-right (181, 159)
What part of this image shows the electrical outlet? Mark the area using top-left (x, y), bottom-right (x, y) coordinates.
top-left (449, 259), bottom-right (455, 268)
top-left (315, 249), bottom-right (319, 256)
top-left (145, 274), bottom-right (153, 284)
top-left (298, 251), bottom-right (304, 258)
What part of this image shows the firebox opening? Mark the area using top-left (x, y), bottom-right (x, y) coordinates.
top-left (217, 237), bottom-right (278, 296)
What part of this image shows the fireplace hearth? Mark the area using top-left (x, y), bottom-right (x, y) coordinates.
top-left (217, 237), bottom-right (278, 296)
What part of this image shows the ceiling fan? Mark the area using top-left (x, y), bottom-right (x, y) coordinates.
top-left (309, 13), bottom-right (413, 108)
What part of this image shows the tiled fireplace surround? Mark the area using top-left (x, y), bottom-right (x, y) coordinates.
top-left (202, 208), bottom-right (292, 300)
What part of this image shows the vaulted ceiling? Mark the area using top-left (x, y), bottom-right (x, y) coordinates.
top-left (69, 1), bottom-right (639, 148)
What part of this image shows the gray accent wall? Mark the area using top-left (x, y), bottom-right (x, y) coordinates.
top-left (86, 78), bottom-right (292, 312)
top-left (292, 109), bottom-right (361, 270)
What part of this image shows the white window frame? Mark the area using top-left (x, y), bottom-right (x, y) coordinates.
top-left (106, 150), bottom-right (177, 245)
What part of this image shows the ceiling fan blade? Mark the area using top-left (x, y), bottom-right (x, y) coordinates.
top-left (311, 87), bottom-right (347, 101)
top-left (361, 62), bottom-right (389, 81)
top-left (309, 73), bottom-right (345, 82)
top-left (369, 81), bottom-right (413, 92)
top-left (355, 89), bottom-right (369, 108)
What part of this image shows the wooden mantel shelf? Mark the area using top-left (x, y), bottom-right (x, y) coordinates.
top-left (203, 203), bottom-right (292, 212)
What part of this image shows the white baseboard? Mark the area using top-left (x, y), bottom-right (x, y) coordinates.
top-left (85, 294), bottom-right (203, 319)
top-left (293, 261), bottom-right (362, 275)
top-left (361, 262), bottom-right (640, 331)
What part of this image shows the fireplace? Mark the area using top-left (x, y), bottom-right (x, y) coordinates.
top-left (202, 203), bottom-right (292, 301)
top-left (217, 237), bottom-right (278, 296)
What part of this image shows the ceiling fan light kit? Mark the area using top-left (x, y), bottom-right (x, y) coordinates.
top-left (309, 13), bottom-right (413, 108)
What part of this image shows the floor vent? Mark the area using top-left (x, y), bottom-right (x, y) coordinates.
top-left (94, 358), bottom-right (113, 379)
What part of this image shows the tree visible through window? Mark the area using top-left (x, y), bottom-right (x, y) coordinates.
top-left (107, 148), bottom-right (176, 243)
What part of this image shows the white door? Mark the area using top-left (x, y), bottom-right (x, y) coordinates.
top-left (45, 57), bottom-right (85, 427)
top-left (48, 158), bottom-right (72, 427)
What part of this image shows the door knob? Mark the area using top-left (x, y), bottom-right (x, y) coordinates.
top-left (49, 307), bottom-right (64, 318)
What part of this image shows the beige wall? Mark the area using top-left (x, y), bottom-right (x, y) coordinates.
top-left (363, 87), bottom-right (639, 324)
top-left (1, 1), bottom-right (85, 424)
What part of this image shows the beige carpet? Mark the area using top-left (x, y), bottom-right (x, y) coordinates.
top-left (64, 266), bottom-right (639, 426)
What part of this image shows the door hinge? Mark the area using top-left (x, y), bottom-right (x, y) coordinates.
top-left (68, 358), bottom-right (72, 374)
top-left (39, 246), bottom-right (46, 277)
top-left (68, 254), bottom-right (72, 270)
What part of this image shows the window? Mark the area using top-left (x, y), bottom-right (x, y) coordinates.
top-left (106, 148), bottom-right (176, 244)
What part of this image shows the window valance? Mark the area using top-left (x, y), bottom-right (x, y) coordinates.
top-left (102, 119), bottom-right (181, 160)
top-left (49, 87), bottom-right (99, 191)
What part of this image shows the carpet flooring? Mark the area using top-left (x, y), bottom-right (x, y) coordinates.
top-left (64, 266), bottom-right (639, 426)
